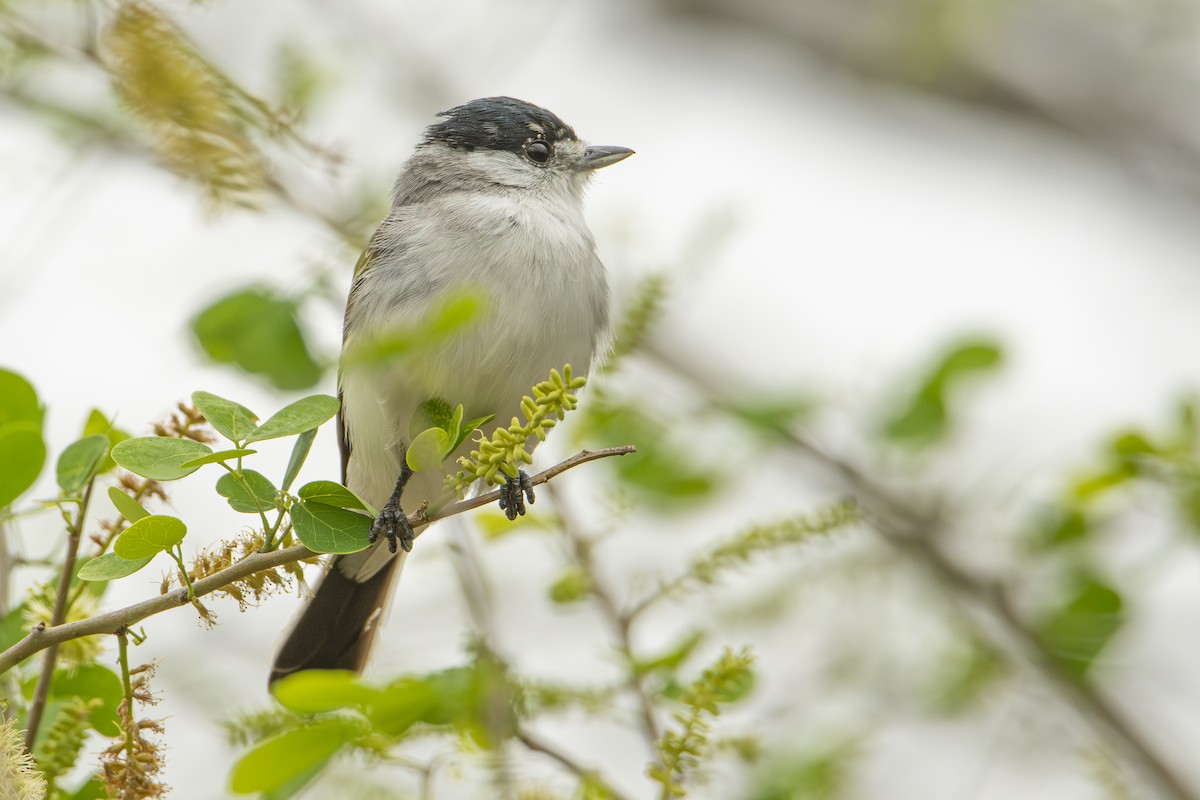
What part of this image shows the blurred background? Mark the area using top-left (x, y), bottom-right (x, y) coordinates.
top-left (4, 0), bottom-right (1200, 798)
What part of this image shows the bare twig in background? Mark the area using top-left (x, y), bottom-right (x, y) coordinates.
top-left (647, 345), bottom-right (1198, 800)
top-left (0, 447), bottom-right (634, 674)
top-left (516, 727), bottom-right (633, 800)
top-left (541, 482), bottom-right (662, 747)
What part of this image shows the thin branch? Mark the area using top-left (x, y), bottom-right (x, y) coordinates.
top-left (24, 479), bottom-right (95, 752)
top-left (516, 727), bottom-right (633, 800)
top-left (0, 447), bottom-right (634, 676)
top-left (648, 346), bottom-right (1198, 800)
top-left (541, 482), bottom-right (660, 746)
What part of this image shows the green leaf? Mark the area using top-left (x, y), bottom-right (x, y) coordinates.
top-left (290, 501), bottom-right (371, 554)
top-left (77, 552), bottom-right (156, 581)
top-left (367, 666), bottom-right (492, 738)
top-left (1038, 578), bottom-right (1124, 680)
top-left (191, 391), bottom-right (260, 443)
top-left (56, 435), bottom-right (110, 494)
top-left (409, 398), bottom-right (456, 441)
top-left (49, 664), bottom-right (124, 736)
top-left (113, 515), bottom-right (187, 559)
top-left (216, 470), bottom-right (278, 514)
top-left (884, 339), bottom-right (1003, 446)
top-left (65, 777), bottom-right (107, 800)
top-left (271, 670), bottom-right (381, 713)
top-left (0, 368), bottom-right (42, 429)
top-left (245, 395), bottom-right (340, 443)
top-left (83, 409), bottom-right (130, 474)
top-left (406, 427), bottom-right (451, 473)
top-left (1034, 506), bottom-right (1089, 548)
top-left (0, 604), bottom-right (28, 651)
top-left (730, 394), bottom-right (816, 436)
top-left (282, 428), bottom-right (317, 492)
top-left (111, 437), bottom-right (213, 480)
top-left (297, 481), bottom-right (370, 512)
top-left (343, 289), bottom-right (487, 366)
top-left (0, 422), bottom-right (46, 507)
top-left (633, 631), bottom-right (705, 677)
top-left (425, 288), bottom-right (486, 336)
top-left (180, 448), bottom-right (257, 468)
top-left (884, 387), bottom-right (947, 444)
top-left (107, 486), bottom-right (149, 522)
top-left (548, 565), bottom-right (591, 604)
top-left (454, 414), bottom-right (495, 452)
top-left (229, 717), bottom-right (362, 794)
top-left (193, 288), bottom-right (324, 391)
top-left (577, 400), bottom-right (717, 506)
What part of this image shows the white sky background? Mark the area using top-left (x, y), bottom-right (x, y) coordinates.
top-left (3, 0), bottom-right (1200, 797)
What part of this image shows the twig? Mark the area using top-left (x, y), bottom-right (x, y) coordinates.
top-left (541, 482), bottom-right (660, 746)
top-left (116, 627), bottom-right (135, 761)
top-left (516, 727), bottom-right (632, 800)
top-left (648, 346), bottom-right (1198, 800)
top-left (0, 447), bottom-right (635, 675)
top-left (24, 479), bottom-right (95, 752)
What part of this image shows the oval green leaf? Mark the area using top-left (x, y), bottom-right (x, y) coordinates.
top-left (408, 398), bottom-right (455, 441)
top-left (215, 470), bottom-right (278, 514)
top-left (180, 448), bottom-right (257, 469)
top-left (271, 670), bottom-right (381, 713)
top-left (406, 427), bottom-right (450, 473)
top-left (56, 434), bottom-right (110, 494)
top-left (0, 422), bottom-right (46, 507)
top-left (111, 437), bottom-right (213, 480)
top-left (290, 501), bottom-right (370, 554)
top-left (50, 664), bottom-right (124, 736)
top-left (245, 395), bottom-right (340, 443)
top-left (229, 718), bottom-right (361, 794)
top-left (281, 428), bottom-right (317, 492)
top-left (297, 481), bottom-right (370, 512)
top-left (192, 289), bottom-right (323, 391)
top-left (191, 391), bottom-right (259, 444)
top-left (0, 369), bottom-right (42, 428)
top-left (83, 409), bottom-right (130, 475)
top-left (107, 486), bottom-right (149, 523)
top-left (78, 551), bottom-right (156, 581)
top-left (113, 515), bottom-right (187, 559)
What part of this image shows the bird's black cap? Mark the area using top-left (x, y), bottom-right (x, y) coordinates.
top-left (424, 97), bottom-right (578, 155)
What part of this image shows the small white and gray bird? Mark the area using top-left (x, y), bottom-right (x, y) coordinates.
top-left (270, 97), bottom-right (633, 683)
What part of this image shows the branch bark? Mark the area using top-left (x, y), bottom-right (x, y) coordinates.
top-left (0, 446), bottom-right (635, 676)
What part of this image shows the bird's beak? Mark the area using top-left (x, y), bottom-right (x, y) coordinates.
top-left (580, 145), bottom-right (635, 170)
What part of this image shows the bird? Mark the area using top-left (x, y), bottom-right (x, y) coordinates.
top-left (270, 97), bottom-right (633, 684)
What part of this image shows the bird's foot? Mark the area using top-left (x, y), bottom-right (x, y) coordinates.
top-left (498, 470), bottom-right (535, 520)
top-left (370, 498), bottom-right (415, 554)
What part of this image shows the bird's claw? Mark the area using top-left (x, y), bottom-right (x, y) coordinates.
top-left (498, 470), bottom-right (535, 520)
top-left (370, 499), bottom-right (415, 553)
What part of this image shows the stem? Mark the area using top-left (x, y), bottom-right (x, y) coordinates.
top-left (66, 480), bottom-right (151, 611)
top-left (542, 483), bottom-right (661, 747)
top-left (218, 462), bottom-right (275, 549)
top-left (0, 447), bottom-right (635, 675)
top-left (116, 627), bottom-right (135, 761)
top-left (23, 479), bottom-right (95, 752)
top-left (517, 728), bottom-right (633, 800)
top-left (650, 346), bottom-right (1199, 800)
top-left (171, 545), bottom-right (195, 600)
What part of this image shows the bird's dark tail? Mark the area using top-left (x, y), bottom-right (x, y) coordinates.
top-left (269, 553), bottom-right (402, 686)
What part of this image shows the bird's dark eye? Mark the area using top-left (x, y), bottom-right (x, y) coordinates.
top-left (526, 140), bottom-right (552, 163)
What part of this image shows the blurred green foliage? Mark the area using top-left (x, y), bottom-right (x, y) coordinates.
top-left (884, 338), bottom-right (1003, 445)
top-left (192, 288), bottom-right (324, 391)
